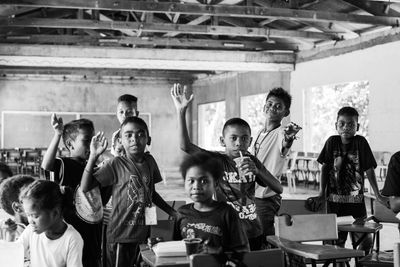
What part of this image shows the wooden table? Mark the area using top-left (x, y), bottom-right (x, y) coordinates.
top-left (267, 236), bottom-right (365, 267)
top-left (139, 244), bottom-right (189, 267)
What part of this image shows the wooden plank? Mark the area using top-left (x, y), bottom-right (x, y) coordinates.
top-left (296, 25), bottom-right (400, 62)
top-left (0, 18), bottom-right (338, 40)
top-left (163, 15), bottom-right (210, 38)
top-left (0, 34), bottom-right (299, 50)
top-left (0, 6), bottom-right (37, 17)
top-left (0, 44), bottom-right (295, 71)
top-left (2, 0), bottom-right (400, 26)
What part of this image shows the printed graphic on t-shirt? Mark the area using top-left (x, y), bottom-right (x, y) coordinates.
top-left (125, 174), bottom-right (149, 226)
top-left (329, 151), bottom-right (363, 203)
top-left (218, 171), bottom-right (257, 221)
top-left (182, 223), bottom-right (222, 238)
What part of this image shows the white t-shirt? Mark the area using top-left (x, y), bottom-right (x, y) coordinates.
top-left (253, 126), bottom-right (288, 198)
top-left (18, 223), bottom-right (83, 267)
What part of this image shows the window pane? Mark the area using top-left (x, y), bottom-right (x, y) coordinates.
top-left (198, 101), bottom-right (225, 150)
top-left (240, 94), bottom-right (266, 140)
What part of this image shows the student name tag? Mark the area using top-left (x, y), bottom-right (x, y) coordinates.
top-left (145, 206), bottom-right (157, 225)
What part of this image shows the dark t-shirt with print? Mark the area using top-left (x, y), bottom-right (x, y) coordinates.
top-left (381, 151), bottom-right (400, 197)
top-left (176, 202), bottom-right (249, 252)
top-left (53, 157), bottom-right (102, 267)
top-left (94, 154), bottom-right (162, 243)
top-left (202, 150), bottom-right (263, 238)
top-left (317, 135), bottom-right (377, 203)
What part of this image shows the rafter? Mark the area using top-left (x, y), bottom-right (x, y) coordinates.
top-left (2, 0), bottom-right (400, 26)
top-left (0, 34), bottom-right (299, 51)
top-left (0, 18), bottom-right (339, 40)
top-left (163, 15), bottom-right (211, 37)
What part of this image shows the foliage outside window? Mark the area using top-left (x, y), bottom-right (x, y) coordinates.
top-left (308, 81), bottom-right (370, 152)
top-left (240, 94), bottom-right (266, 140)
top-left (198, 101), bottom-right (226, 150)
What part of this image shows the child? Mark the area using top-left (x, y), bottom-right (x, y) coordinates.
top-left (111, 94), bottom-right (139, 157)
top-left (315, 106), bottom-right (389, 253)
top-left (0, 175), bottom-right (35, 241)
top-left (80, 116), bottom-right (176, 267)
top-left (381, 151), bottom-right (400, 213)
top-left (171, 83), bottom-right (282, 250)
top-left (253, 87), bottom-right (301, 243)
top-left (41, 114), bottom-right (102, 267)
top-left (175, 152), bottom-right (249, 253)
top-left (18, 180), bottom-right (83, 267)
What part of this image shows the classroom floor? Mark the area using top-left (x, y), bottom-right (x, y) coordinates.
top-left (156, 177), bottom-right (400, 266)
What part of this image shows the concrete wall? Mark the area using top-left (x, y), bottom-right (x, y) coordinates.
top-left (291, 41), bottom-right (400, 154)
top-left (192, 71), bottom-right (291, 143)
top-left (0, 77), bottom-right (181, 169)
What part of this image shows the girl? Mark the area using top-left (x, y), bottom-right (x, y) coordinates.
top-left (175, 152), bottom-right (250, 253)
top-left (18, 180), bottom-right (83, 267)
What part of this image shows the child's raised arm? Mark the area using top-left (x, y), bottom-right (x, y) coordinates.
top-left (41, 113), bottom-right (63, 171)
top-left (170, 83), bottom-right (201, 154)
top-left (81, 132), bottom-right (108, 193)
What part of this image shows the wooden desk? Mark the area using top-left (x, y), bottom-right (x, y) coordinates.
top-left (139, 244), bottom-right (189, 267)
top-left (338, 222), bottom-right (383, 253)
top-left (359, 251), bottom-right (393, 267)
top-left (267, 236), bottom-right (364, 266)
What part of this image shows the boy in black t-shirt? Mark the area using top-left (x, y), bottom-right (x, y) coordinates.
top-left (314, 107), bottom-right (389, 254)
top-left (175, 152), bottom-right (249, 253)
top-left (171, 83), bottom-right (282, 250)
top-left (41, 114), bottom-right (102, 267)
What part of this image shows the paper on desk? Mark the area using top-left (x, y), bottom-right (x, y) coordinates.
top-left (336, 216), bottom-right (355, 225)
top-left (152, 241), bottom-right (186, 257)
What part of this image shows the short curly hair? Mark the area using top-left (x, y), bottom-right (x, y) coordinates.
top-left (0, 175), bottom-right (35, 215)
top-left (180, 152), bottom-right (224, 183)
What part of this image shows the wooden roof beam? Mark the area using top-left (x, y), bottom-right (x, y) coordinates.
top-left (0, 18), bottom-right (339, 40)
top-left (2, 0), bottom-right (400, 26)
top-left (163, 15), bottom-right (211, 37)
top-left (0, 44), bottom-right (294, 71)
top-left (0, 34), bottom-right (299, 51)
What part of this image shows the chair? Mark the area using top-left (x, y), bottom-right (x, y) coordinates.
top-left (190, 248), bottom-right (284, 267)
top-left (22, 148), bottom-right (41, 176)
top-left (284, 152), bottom-right (298, 193)
top-left (268, 214), bottom-right (365, 267)
top-left (4, 148), bottom-right (22, 174)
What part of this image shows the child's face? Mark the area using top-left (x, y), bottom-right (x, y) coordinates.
top-left (120, 122), bottom-right (149, 157)
top-left (336, 115), bottom-right (358, 141)
top-left (117, 101), bottom-right (138, 124)
top-left (23, 199), bottom-right (59, 235)
top-left (220, 125), bottom-right (252, 158)
top-left (69, 129), bottom-right (93, 160)
top-left (264, 96), bottom-right (288, 122)
top-left (184, 166), bottom-right (216, 203)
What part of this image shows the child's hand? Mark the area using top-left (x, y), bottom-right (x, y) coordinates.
top-left (170, 83), bottom-right (193, 111)
top-left (90, 132), bottom-right (108, 157)
top-left (283, 122), bottom-right (302, 141)
top-left (237, 157), bottom-right (258, 176)
top-left (51, 113), bottom-right (64, 135)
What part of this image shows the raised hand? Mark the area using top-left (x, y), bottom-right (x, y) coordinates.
top-left (170, 83), bottom-right (194, 110)
top-left (284, 122), bottom-right (302, 140)
top-left (51, 113), bottom-right (64, 135)
top-left (90, 132), bottom-right (108, 157)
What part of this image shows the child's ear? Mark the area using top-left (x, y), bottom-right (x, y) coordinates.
top-left (219, 136), bottom-right (226, 147)
top-left (147, 136), bottom-right (152, 146)
top-left (356, 123), bottom-right (360, 131)
top-left (66, 139), bottom-right (73, 150)
top-left (11, 202), bottom-right (23, 214)
top-left (335, 122), bottom-right (338, 130)
top-left (263, 104), bottom-right (267, 113)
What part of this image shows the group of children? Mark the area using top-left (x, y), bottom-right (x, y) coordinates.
top-left (0, 83), bottom-right (392, 267)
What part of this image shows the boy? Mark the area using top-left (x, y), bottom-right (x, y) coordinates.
top-left (253, 87), bottom-right (301, 243)
top-left (0, 174), bottom-right (35, 241)
top-left (175, 152), bottom-right (249, 253)
top-left (171, 83), bottom-right (282, 250)
top-left (315, 107), bottom-right (389, 253)
top-left (80, 116), bottom-right (176, 267)
top-left (41, 115), bottom-right (102, 267)
top-left (111, 94), bottom-right (139, 157)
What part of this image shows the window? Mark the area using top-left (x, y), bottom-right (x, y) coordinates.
top-left (240, 93), bottom-right (266, 140)
top-left (198, 101), bottom-right (226, 150)
top-left (304, 81), bottom-right (370, 152)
